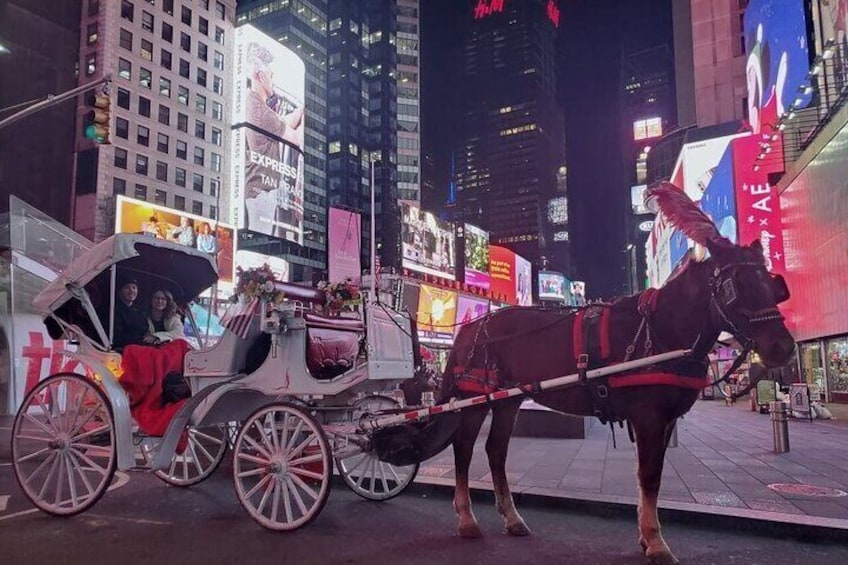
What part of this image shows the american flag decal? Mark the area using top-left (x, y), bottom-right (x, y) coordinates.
top-left (220, 298), bottom-right (259, 339)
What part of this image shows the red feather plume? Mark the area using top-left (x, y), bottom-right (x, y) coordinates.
top-left (644, 181), bottom-right (729, 248)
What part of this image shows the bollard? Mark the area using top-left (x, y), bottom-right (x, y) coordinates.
top-left (667, 419), bottom-right (678, 448)
top-left (771, 401), bottom-right (790, 453)
top-left (421, 391), bottom-right (436, 407)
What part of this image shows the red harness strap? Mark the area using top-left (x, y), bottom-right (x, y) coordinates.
top-left (572, 309), bottom-right (586, 361)
top-left (638, 287), bottom-right (660, 314)
top-left (453, 365), bottom-right (501, 394)
top-left (572, 305), bottom-right (613, 363)
top-left (608, 372), bottom-right (708, 390)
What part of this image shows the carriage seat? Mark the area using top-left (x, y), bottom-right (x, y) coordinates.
top-left (304, 313), bottom-right (364, 380)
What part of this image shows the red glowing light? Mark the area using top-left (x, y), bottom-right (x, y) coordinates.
top-left (546, 0), bottom-right (560, 28)
top-left (473, 0), bottom-right (505, 20)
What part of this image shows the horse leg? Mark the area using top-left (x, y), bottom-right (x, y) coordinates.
top-left (487, 398), bottom-right (530, 536)
top-left (453, 404), bottom-right (488, 538)
top-left (632, 416), bottom-right (678, 565)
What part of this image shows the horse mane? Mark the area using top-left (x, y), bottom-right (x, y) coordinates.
top-left (645, 181), bottom-right (730, 248)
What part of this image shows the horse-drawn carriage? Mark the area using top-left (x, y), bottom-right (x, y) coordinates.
top-left (11, 233), bottom-right (420, 531)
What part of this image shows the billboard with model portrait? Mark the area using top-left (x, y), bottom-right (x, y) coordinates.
top-left (235, 250), bottom-right (290, 283)
top-left (744, 0), bottom-right (811, 134)
top-left (514, 253), bottom-right (532, 306)
top-left (231, 24), bottom-right (306, 244)
top-left (328, 207), bottom-right (362, 283)
top-left (570, 281), bottom-right (587, 306)
top-left (488, 245), bottom-right (531, 305)
top-left (401, 204), bottom-right (456, 279)
top-left (416, 284), bottom-right (457, 344)
top-left (538, 271), bottom-right (568, 302)
top-left (463, 223), bottom-right (490, 289)
top-left (455, 295), bottom-right (489, 336)
top-left (114, 196), bottom-right (234, 284)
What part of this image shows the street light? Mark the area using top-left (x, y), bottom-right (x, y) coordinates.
top-left (369, 153), bottom-right (379, 304)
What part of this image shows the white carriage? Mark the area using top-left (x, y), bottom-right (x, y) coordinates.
top-left (10, 234), bottom-right (420, 530)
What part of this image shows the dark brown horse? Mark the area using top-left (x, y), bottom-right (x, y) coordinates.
top-left (439, 183), bottom-right (796, 565)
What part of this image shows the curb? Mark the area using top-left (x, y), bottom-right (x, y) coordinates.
top-left (407, 477), bottom-right (848, 542)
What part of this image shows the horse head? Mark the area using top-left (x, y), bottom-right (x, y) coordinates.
top-left (704, 237), bottom-right (795, 367)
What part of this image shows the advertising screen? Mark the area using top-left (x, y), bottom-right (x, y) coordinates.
top-left (232, 25), bottom-right (306, 244)
top-left (463, 223), bottom-right (490, 288)
top-left (745, 0), bottom-right (811, 134)
top-left (488, 245), bottom-right (516, 304)
top-left (631, 184), bottom-right (650, 215)
top-left (538, 271), bottom-right (567, 301)
top-left (816, 0), bottom-right (848, 99)
top-left (328, 207), bottom-right (362, 283)
top-left (115, 196), bottom-right (234, 284)
top-left (570, 281), bottom-right (587, 306)
top-left (455, 295), bottom-right (489, 336)
top-left (677, 133), bottom-right (747, 203)
top-left (633, 117), bottom-right (663, 141)
top-left (401, 204), bottom-right (456, 279)
top-left (416, 284), bottom-right (457, 344)
top-left (235, 250), bottom-right (290, 282)
top-left (515, 253), bottom-right (532, 306)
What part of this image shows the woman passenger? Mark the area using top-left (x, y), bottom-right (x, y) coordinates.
top-left (143, 289), bottom-right (185, 345)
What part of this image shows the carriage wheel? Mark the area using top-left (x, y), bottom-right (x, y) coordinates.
top-left (11, 372), bottom-right (117, 516)
top-left (154, 424), bottom-right (228, 487)
top-left (336, 395), bottom-right (419, 501)
top-left (232, 403), bottom-right (331, 531)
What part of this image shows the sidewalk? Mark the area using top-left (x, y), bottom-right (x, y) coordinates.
top-left (416, 399), bottom-right (848, 528)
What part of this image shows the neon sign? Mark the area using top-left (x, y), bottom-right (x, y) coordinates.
top-left (473, 0), bottom-right (505, 19)
top-left (546, 0), bottom-right (560, 28)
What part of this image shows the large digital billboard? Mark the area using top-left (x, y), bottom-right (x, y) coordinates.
top-left (401, 204), bottom-right (456, 279)
top-left (115, 196), bottom-right (234, 284)
top-left (515, 253), bottom-right (532, 306)
top-left (676, 133), bottom-right (748, 203)
top-left (232, 24), bottom-right (306, 244)
top-left (416, 284), bottom-right (457, 345)
top-left (570, 281), bottom-right (587, 306)
top-left (328, 207), bottom-right (362, 283)
top-left (235, 250), bottom-right (290, 283)
top-left (538, 271), bottom-right (567, 302)
top-left (815, 1), bottom-right (848, 97)
top-left (455, 295), bottom-right (489, 336)
top-left (463, 223), bottom-right (491, 289)
top-left (488, 245), bottom-right (532, 306)
top-left (745, 0), bottom-right (811, 134)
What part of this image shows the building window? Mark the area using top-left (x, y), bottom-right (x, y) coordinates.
top-left (156, 160), bottom-right (168, 181)
top-left (215, 1), bottom-right (225, 19)
top-left (142, 11), bottom-right (154, 33)
top-left (160, 49), bottom-right (172, 70)
top-left (121, 0), bottom-right (134, 22)
top-left (88, 0), bottom-right (100, 17)
top-left (136, 154), bottom-right (149, 175)
top-left (134, 184), bottom-right (148, 200)
top-left (162, 0), bottom-right (173, 14)
top-left (196, 68), bottom-right (207, 87)
top-left (192, 201), bottom-right (203, 216)
top-left (210, 178), bottom-right (220, 197)
top-left (162, 22), bottom-right (173, 43)
top-left (138, 96), bottom-right (151, 117)
top-left (87, 23), bottom-right (98, 45)
top-left (211, 101), bottom-right (222, 121)
top-left (140, 39), bottom-right (153, 61)
top-left (211, 127), bottom-right (222, 146)
top-left (181, 6), bottom-right (192, 26)
top-left (178, 86), bottom-right (189, 106)
top-left (213, 51), bottom-right (224, 71)
top-left (137, 125), bottom-right (149, 146)
top-left (195, 120), bottom-right (206, 140)
top-left (177, 113), bottom-right (188, 132)
top-left (157, 133), bottom-right (169, 153)
top-left (118, 58), bottom-right (132, 80)
top-left (198, 42), bottom-right (208, 62)
top-left (113, 177), bottom-right (126, 195)
top-left (196, 94), bottom-right (207, 114)
top-left (209, 205), bottom-right (217, 220)
top-left (200, 0), bottom-right (209, 9)
top-left (329, 141), bottom-right (341, 154)
top-left (210, 153), bottom-right (221, 173)
top-left (116, 118), bottom-right (129, 139)
top-left (158, 104), bottom-right (170, 125)
top-left (159, 77), bottom-right (171, 97)
top-left (214, 26), bottom-right (224, 45)
top-left (154, 189), bottom-right (167, 206)
top-left (85, 54), bottom-right (97, 76)
top-left (117, 88), bottom-right (130, 109)
top-left (180, 32), bottom-right (191, 53)
top-left (176, 140), bottom-right (187, 160)
top-left (212, 76), bottom-right (223, 95)
top-left (192, 173), bottom-right (204, 192)
top-left (199, 16), bottom-right (209, 36)
top-left (174, 194), bottom-right (185, 211)
top-left (115, 147), bottom-right (127, 169)
top-left (194, 146), bottom-right (205, 166)
top-left (139, 67), bottom-right (152, 89)
top-left (175, 167), bottom-right (186, 186)
top-left (179, 59), bottom-right (190, 79)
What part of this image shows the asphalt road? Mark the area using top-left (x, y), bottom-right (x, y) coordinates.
top-left (2, 455), bottom-right (847, 565)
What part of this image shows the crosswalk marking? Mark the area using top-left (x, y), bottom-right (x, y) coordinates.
top-left (0, 495), bottom-right (9, 512)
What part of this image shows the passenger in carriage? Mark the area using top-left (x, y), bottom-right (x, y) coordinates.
top-left (111, 275), bottom-right (149, 350)
top-left (143, 289), bottom-right (185, 345)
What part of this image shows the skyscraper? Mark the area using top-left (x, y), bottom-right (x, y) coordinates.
top-left (454, 0), bottom-right (567, 269)
top-left (72, 0), bottom-right (236, 241)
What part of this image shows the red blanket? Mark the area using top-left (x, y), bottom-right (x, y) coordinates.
top-left (120, 340), bottom-right (190, 438)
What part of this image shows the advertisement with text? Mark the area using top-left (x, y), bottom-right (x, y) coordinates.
top-left (328, 207), bottom-right (362, 283)
top-left (401, 204), bottom-right (456, 279)
top-left (463, 223), bottom-right (491, 289)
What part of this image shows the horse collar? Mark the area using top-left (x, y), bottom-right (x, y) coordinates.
top-left (638, 288), bottom-right (660, 316)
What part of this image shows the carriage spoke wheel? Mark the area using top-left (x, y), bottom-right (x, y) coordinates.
top-left (12, 373), bottom-right (117, 516)
top-left (336, 395), bottom-right (419, 501)
top-left (233, 403), bottom-right (331, 531)
top-left (154, 424), bottom-right (228, 487)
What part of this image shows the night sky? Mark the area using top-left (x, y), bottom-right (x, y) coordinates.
top-left (421, 0), bottom-right (673, 299)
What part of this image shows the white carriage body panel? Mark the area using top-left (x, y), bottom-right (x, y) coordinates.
top-left (184, 318), bottom-right (261, 378)
top-left (365, 304), bottom-right (415, 380)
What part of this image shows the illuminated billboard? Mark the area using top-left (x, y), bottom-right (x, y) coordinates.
top-left (547, 196), bottom-right (569, 225)
top-left (328, 207), bottom-right (362, 283)
top-left (231, 24), bottom-right (305, 244)
top-left (455, 295), bottom-right (489, 336)
top-left (488, 245), bottom-right (532, 306)
top-left (631, 185), bottom-right (650, 215)
top-left (416, 284), bottom-right (457, 345)
top-left (570, 281), bottom-right (587, 306)
top-left (515, 254), bottom-right (532, 306)
top-left (235, 250), bottom-right (290, 283)
top-left (538, 271), bottom-right (567, 302)
top-left (115, 196), bottom-right (234, 284)
top-left (463, 223), bottom-right (490, 289)
top-left (401, 204), bottom-right (456, 279)
top-left (676, 133), bottom-right (747, 203)
top-left (633, 117), bottom-right (663, 141)
top-left (744, 0), bottom-right (811, 134)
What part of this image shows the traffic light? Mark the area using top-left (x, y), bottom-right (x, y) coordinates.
top-left (84, 92), bottom-right (111, 144)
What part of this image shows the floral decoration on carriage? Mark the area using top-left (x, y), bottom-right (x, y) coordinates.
top-left (317, 277), bottom-right (362, 316)
top-left (230, 263), bottom-right (287, 305)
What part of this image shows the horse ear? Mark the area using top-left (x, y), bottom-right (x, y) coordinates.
top-left (750, 239), bottom-right (763, 252)
top-left (705, 238), bottom-right (729, 260)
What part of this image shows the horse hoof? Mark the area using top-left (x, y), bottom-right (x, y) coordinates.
top-left (459, 524), bottom-right (483, 539)
top-left (647, 551), bottom-right (679, 565)
top-left (639, 539), bottom-right (648, 553)
top-left (507, 522), bottom-right (531, 537)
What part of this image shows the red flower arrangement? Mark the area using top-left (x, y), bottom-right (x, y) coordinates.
top-left (230, 264), bottom-right (286, 304)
